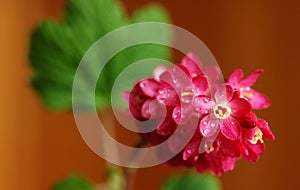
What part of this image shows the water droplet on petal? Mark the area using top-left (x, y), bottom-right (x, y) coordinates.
top-left (202, 121), bottom-right (208, 126)
top-left (140, 81), bottom-right (146, 88)
top-left (204, 97), bottom-right (210, 103)
top-left (186, 148), bottom-right (192, 154)
top-left (210, 122), bottom-right (216, 128)
top-left (172, 107), bottom-right (181, 120)
top-left (230, 152), bottom-right (236, 157)
top-left (204, 129), bottom-right (210, 135)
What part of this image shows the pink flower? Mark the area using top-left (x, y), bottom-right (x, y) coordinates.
top-left (240, 118), bottom-right (275, 162)
top-left (192, 85), bottom-right (252, 140)
top-left (228, 69), bottom-right (271, 109)
top-left (126, 52), bottom-right (274, 176)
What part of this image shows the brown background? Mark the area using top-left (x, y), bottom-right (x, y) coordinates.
top-left (0, 0), bottom-right (298, 189)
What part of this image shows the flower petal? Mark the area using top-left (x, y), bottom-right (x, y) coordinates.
top-left (159, 70), bottom-right (173, 85)
top-left (129, 84), bottom-right (147, 120)
top-left (229, 98), bottom-right (251, 117)
top-left (153, 65), bottom-right (169, 80)
top-left (199, 115), bottom-right (219, 137)
top-left (220, 118), bottom-right (241, 140)
top-left (191, 95), bottom-right (212, 114)
top-left (183, 139), bottom-right (201, 160)
top-left (228, 69), bottom-right (244, 86)
top-left (172, 65), bottom-right (193, 88)
top-left (157, 110), bottom-right (177, 136)
top-left (195, 155), bottom-right (210, 173)
top-left (248, 90), bottom-right (271, 110)
top-left (157, 86), bottom-right (178, 106)
top-left (141, 99), bottom-right (165, 119)
top-left (220, 136), bottom-right (241, 157)
top-left (222, 157), bottom-right (238, 174)
top-left (192, 75), bottom-right (208, 93)
top-left (239, 112), bottom-right (258, 129)
top-left (122, 91), bottom-right (129, 102)
top-left (204, 65), bottom-right (221, 84)
top-left (243, 142), bottom-right (265, 162)
top-left (214, 85), bottom-right (234, 103)
top-left (139, 79), bottom-right (160, 98)
top-left (239, 69), bottom-right (264, 87)
top-left (181, 52), bottom-right (203, 77)
top-left (257, 119), bottom-right (275, 140)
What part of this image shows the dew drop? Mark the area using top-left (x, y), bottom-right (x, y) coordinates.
top-left (210, 122), bottom-right (216, 128)
top-left (186, 148), bottom-right (192, 154)
top-left (172, 108), bottom-right (181, 119)
top-left (204, 129), bottom-right (210, 135)
top-left (204, 97), bottom-right (210, 103)
top-left (230, 152), bottom-right (236, 157)
top-left (140, 81), bottom-right (146, 88)
top-left (202, 120), bottom-right (208, 126)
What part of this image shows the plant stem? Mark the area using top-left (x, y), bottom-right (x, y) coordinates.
top-left (124, 139), bottom-right (147, 190)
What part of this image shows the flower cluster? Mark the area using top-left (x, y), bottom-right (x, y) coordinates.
top-left (126, 53), bottom-right (274, 176)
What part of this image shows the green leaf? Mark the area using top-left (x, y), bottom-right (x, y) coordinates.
top-left (29, 0), bottom-right (171, 111)
top-left (107, 4), bottom-right (171, 108)
top-left (52, 175), bottom-right (93, 190)
top-left (162, 173), bottom-right (221, 190)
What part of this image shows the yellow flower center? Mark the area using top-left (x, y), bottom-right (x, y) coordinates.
top-left (213, 104), bottom-right (231, 119)
top-left (240, 87), bottom-right (254, 99)
top-left (249, 127), bottom-right (264, 144)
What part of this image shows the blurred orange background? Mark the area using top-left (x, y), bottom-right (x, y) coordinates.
top-left (0, 0), bottom-right (298, 189)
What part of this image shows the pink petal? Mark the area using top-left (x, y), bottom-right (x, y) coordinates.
top-left (153, 65), bottom-right (169, 80)
top-left (141, 100), bottom-right (165, 119)
top-left (239, 112), bottom-right (257, 129)
top-left (222, 157), bottom-right (237, 172)
top-left (248, 90), bottom-right (271, 110)
top-left (239, 69), bottom-right (264, 87)
top-left (122, 91), bottom-right (129, 102)
top-left (243, 142), bottom-right (265, 162)
top-left (220, 136), bottom-right (241, 157)
top-left (229, 98), bottom-right (251, 117)
top-left (157, 86), bottom-right (178, 106)
top-left (159, 70), bottom-right (173, 85)
top-left (157, 110), bottom-right (177, 136)
top-left (139, 79), bottom-right (160, 98)
top-left (156, 118), bottom-right (176, 136)
top-left (181, 52), bottom-right (203, 77)
top-left (257, 119), bottom-right (275, 140)
top-left (172, 106), bottom-right (181, 125)
top-left (220, 117), bottom-right (241, 140)
top-left (204, 65), bottom-right (221, 84)
top-left (183, 139), bottom-right (201, 160)
top-left (192, 75), bottom-right (208, 93)
top-left (195, 155), bottom-right (210, 173)
top-left (172, 65), bottom-right (193, 88)
top-left (172, 104), bottom-right (194, 125)
top-left (129, 84), bottom-right (147, 120)
top-left (228, 69), bottom-right (244, 87)
top-left (191, 95), bottom-right (212, 114)
top-left (141, 99), bottom-right (152, 119)
top-left (199, 115), bottom-right (219, 137)
top-left (214, 85), bottom-right (234, 103)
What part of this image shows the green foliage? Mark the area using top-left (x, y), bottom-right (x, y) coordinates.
top-left (29, 0), bottom-right (170, 111)
top-left (52, 175), bottom-right (93, 190)
top-left (162, 172), bottom-right (221, 190)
